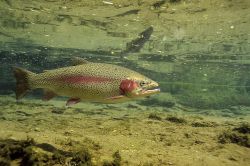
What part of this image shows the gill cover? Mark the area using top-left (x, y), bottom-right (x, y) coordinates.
top-left (119, 79), bottom-right (140, 97)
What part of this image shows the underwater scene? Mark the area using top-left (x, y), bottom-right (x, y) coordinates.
top-left (0, 0), bottom-right (250, 165)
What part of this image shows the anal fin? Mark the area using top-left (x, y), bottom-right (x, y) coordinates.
top-left (66, 98), bottom-right (81, 106)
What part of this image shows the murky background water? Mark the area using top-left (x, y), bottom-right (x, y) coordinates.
top-left (1, 0), bottom-right (250, 110)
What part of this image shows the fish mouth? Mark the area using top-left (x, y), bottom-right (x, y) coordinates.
top-left (139, 83), bottom-right (160, 97)
top-left (130, 81), bottom-right (160, 98)
top-left (141, 88), bottom-right (160, 95)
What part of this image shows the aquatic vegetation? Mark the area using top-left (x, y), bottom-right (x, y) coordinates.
top-left (0, 138), bottom-right (102, 165)
top-left (50, 107), bottom-right (66, 114)
top-left (103, 151), bottom-right (121, 166)
top-left (148, 113), bottom-right (162, 121)
top-left (73, 108), bottom-right (107, 116)
top-left (69, 149), bottom-right (92, 166)
top-left (218, 131), bottom-right (249, 148)
top-left (165, 116), bottom-right (187, 124)
top-left (152, 0), bottom-right (166, 9)
top-left (59, 137), bottom-right (102, 152)
top-left (233, 123), bottom-right (250, 134)
top-left (0, 157), bottom-right (10, 166)
top-left (218, 123), bottom-right (250, 148)
top-left (0, 138), bottom-right (64, 165)
top-left (170, 0), bottom-right (181, 3)
top-left (191, 121), bottom-right (217, 127)
top-left (218, 124), bottom-right (250, 148)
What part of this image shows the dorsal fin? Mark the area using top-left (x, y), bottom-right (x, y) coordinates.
top-left (72, 57), bottom-right (90, 66)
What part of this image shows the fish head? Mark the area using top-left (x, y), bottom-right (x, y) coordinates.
top-left (119, 77), bottom-right (160, 98)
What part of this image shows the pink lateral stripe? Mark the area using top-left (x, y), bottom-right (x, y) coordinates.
top-left (57, 75), bottom-right (114, 84)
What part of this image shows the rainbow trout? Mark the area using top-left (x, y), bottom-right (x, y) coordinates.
top-left (13, 58), bottom-right (160, 105)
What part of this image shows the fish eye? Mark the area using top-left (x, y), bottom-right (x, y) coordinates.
top-left (140, 81), bottom-right (147, 87)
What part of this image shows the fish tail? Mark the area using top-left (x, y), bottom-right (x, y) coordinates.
top-left (13, 67), bottom-right (36, 100)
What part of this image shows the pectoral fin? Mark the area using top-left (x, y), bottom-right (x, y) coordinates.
top-left (106, 95), bottom-right (125, 100)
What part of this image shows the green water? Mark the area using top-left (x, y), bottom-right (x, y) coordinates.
top-left (0, 0), bottom-right (249, 166)
top-left (0, 0), bottom-right (250, 110)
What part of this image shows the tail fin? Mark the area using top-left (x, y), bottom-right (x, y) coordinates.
top-left (13, 67), bottom-right (35, 100)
